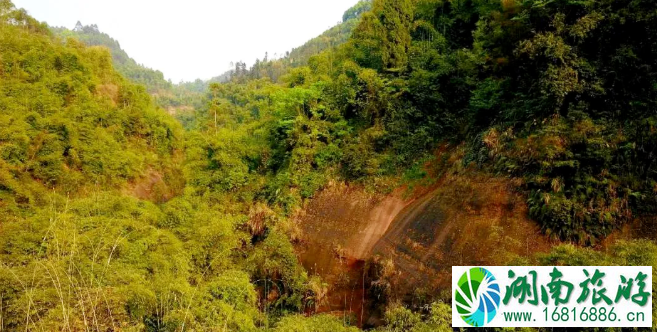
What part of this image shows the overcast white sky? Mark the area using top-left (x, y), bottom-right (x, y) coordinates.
top-left (13, 0), bottom-right (357, 82)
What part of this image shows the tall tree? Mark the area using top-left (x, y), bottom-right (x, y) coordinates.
top-left (373, 0), bottom-right (414, 71)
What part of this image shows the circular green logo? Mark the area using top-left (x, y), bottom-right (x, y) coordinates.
top-left (455, 267), bottom-right (501, 326)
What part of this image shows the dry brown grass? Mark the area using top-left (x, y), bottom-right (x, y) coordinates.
top-left (95, 83), bottom-right (119, 106)
top-left (248, 203), bottom-right (276, 239)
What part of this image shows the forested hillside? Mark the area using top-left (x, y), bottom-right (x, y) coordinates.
top-left (2, 0), bottom-right (657, 330)
top-left (207, 0), bottom-right (657, 244)
top-left (288, 0), bottom-right (372, 67)
top-left (218, 1), bottom-right (373, 85)
top-left (52, 23), bottom-right (205, 118)
top-left (52, 22), bottom-right (172, 93)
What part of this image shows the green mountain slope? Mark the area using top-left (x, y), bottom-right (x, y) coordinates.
top-left (216, 0), bottom-right (657, 244)
top-left (51, 22), bottom-right (172, 93)
top-left (288, 0), bottom-right (372, 67)
top-left (2, 0), bottom-right (657, 330)
top-left (0, 3), bottom-right (263, 331)
top-left (51, 23), bottom-right (206, 118)
top-left (189, 0), bottom-right (657, 318)
top-left (0, 7), bottom-right (182, 208)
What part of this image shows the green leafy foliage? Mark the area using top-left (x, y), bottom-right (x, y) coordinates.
top-left (4, 0), bottom-right (657, 329)
top-left (51, 23), bottom-right (206, 120)
top-left (376, 302), bottom-right (452, 332)
top-left (539, 240), bottom-right (657, 325)
top-left (0, 3), bottom-right (271, 330)
top-left (190, 0), bottom-right (657, 243)
top-left (343, 0), bottom-right (373, 23)
top-left (0, 4), bottom-right (183, 210)
top-left (273, 314), bottom-right (360, 332)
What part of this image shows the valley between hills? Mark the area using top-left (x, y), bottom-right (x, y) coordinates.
top-left (1, 0), bottom-right (657, 330)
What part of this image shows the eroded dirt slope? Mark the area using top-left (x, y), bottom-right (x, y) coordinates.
top-left (372, 173), bottom-right (553, 294)
top-left (295, 172), bottom-right (555, 325)
top-left (294, 183), bottom-right (409, 324)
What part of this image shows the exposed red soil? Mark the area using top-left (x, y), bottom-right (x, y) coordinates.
top-left (127, 168), bottom-right (180, 203)
top-left (294, 183), bottom-right (411, 325)
top-left (294, 172), bottom-right (556, 326)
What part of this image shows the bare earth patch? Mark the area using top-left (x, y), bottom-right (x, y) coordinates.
top-left (294, 172), bottom-right (556, 325)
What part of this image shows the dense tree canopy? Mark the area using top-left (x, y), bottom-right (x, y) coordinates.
top-left (227, 0), bottom-right (657, 244)
top-left (2, 0), bottom-right (657, 330)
